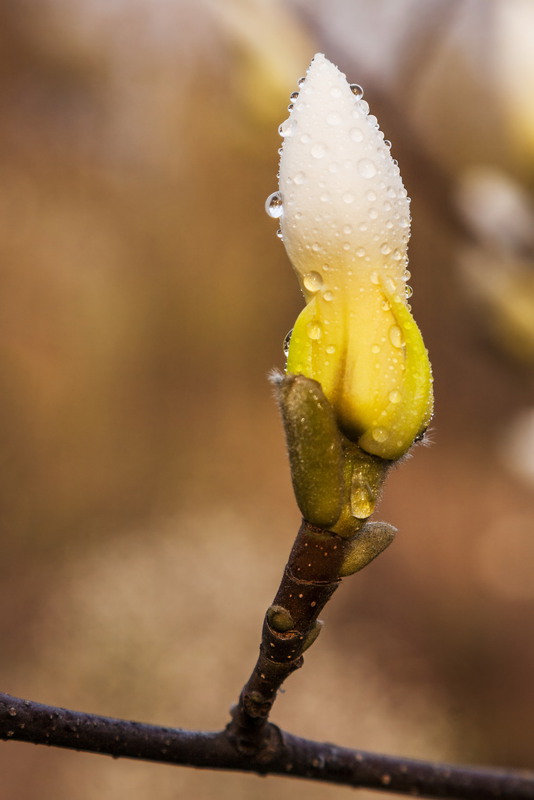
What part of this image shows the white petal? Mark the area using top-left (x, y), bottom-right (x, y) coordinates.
top-left (278, 53), bottom-right (411, 300)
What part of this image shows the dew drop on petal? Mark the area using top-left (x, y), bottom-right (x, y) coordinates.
top-left (358, 158), bottom-right (377, 178)
top-left (326, 344), bottom-right (336, 354)
top-left (350, 127), bottom-right (364, 143)
top-left (303, 271), bottom-right (324, 293)
top-left (342, 224), bottom-right (352, 235)
top-left (311, 143), bottom-right (327, 159)
top-left (297, 76), bottom-right (306, 87)
top-left (265, 191), bottom-right (283, 218)
top-left (279, 119), bottom-right (296, 137)
top-left (276, 228), bottom-right (284, 240)
top-left (380, 243), bottom-right (392, 255)
top-left (370, 271), bottom-right (379, 285)
top-left (323, 290), bottom-right (334, 302)
top-left (343, 192), bottom-right (355, 204)
top-left (327, 112), bottom-right (342, 126)
top-left (371, 344), bottom-right (381, 354)
top-left (389, 390), bottom-right (402, 404)
top-left (283, 329), bottom-right (293, 357)
top-left (293, 171), bottom-right (307, 185)
top-left (389, 325), bottom-right (404, 348)
top-left (371, 427), bottom-right (389, 443)
top-left (356, 247), bottom-right (366, 258)
top-left (290, 91), bottom-right (299, 101)
top-left (405, 285), bottom-right (414, 299)
top-left (350, 83), bottom-right (364, 99)
top-left (306, 321), bottom-right (322, 340)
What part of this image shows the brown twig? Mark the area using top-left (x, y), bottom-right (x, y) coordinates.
top-left (227, 519), bottom-right (348, 753)
top-left (1, 692), bottom-right (534, 798)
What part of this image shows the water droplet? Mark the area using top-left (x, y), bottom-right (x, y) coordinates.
top-left (367, 114), bottom-right (378, 127)
top-left (342, 224), bottom-right (352, 235)
top-left (323, 290), bottom-right (334, 302)
top-left (356, 247), bottom-right (366, 258)
top-left (371, 344), bottom-right (381, 354)
top-left (303, 271), bottom-right (323, 293)
top-left (384, 139), bottom-right (392, 149)
top-left (370, 271), bottom-right (379, 285)
top-left (279, 119), bottom-right (296, 137)
top-left (287, 103), bottom-right (294, 111)
top-left (350, 83), bottom-right (364, 99)
top-left (368, 208), bottom-right (379, 219)
top-left (358, 158), bottom-right (377, 179)
top-left (277, 146), bottom-right (284, 156)
top-left (276, 228), bottom-right (283, 240)
top-left (389, 325), bottom-right (404, 348)
top-left (265, 192), bottom-right (283, 218)
top-left (383, 276), bottom-right (396, 293)
top-left (343, 192), bottom-right (354, 204)
top-left (371, 427), bottom-right (389, 443)
top-left (403, 269), bottom-right (411, 280)
top-left (306, 321), bottom-right (322, 340)
top-left (311, 242), bottom-right (321, 252)
top-left (351, 484), bottom-right (374, 519)
top-left (342, 242), bottom-right (350, 251)
top-left (311, 143), bottom-right (327, 159)
top-left (283, 329), bottom-right (293, 357)
top-left (350, 127), bottom-right (364, 143)
top-left (7, 707), bottom-right (17, 717)
top-left (380, 243), bottom-right (392, 255)
top-left (290, 91), bottom-right (299, 101)
top-left (405, 285), bottom-right (414, 299)
top-left (327, 112), bottom-right (341, 126)
top-left (389, 390), bottom-right (402, 404)
top-left (399, 215), bottom-right (410, 228)
top-left (297, 76), bottom-right (306, 87)
top-left (293, 171), bottom-right (307, 186)
top-left (320, 192), bottom-right (331, 203)
top-left (326, 344), bottom-right (336, 354)
top-left (367, 190), bottom-right (377, 202)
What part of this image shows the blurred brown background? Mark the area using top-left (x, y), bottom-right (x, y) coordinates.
top-left (1, 1), bottom-right (533, 798)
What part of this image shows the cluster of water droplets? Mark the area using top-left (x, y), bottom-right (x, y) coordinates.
top-left (267, 61), bottom-right (414, 305)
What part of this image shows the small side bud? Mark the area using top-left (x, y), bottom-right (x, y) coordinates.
top-left (301, 619), bottom-right (324, 652)
top-left (338, 521), bottom-right (396, 577)
top-left (266, 605), bottom-right (295, 633)
top-left (276, 374), bottom-right (343, 528)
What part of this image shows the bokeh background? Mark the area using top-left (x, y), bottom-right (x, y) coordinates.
top-left (1, 1), bottom-right (534, 798)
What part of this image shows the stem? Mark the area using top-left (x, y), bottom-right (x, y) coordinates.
top-left (227, 519), bottom-right (352, 753)
top-left (1, 693), bottom-right (533, 799)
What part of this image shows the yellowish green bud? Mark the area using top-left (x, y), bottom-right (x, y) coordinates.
top-left (272, 54), bottom-right (433, 460)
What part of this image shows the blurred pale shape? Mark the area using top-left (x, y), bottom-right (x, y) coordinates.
top-left (498, 407), bottom-right (534, 486)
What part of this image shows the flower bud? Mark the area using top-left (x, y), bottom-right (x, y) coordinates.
top-left (270, 54), bottom-right (433, 460)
